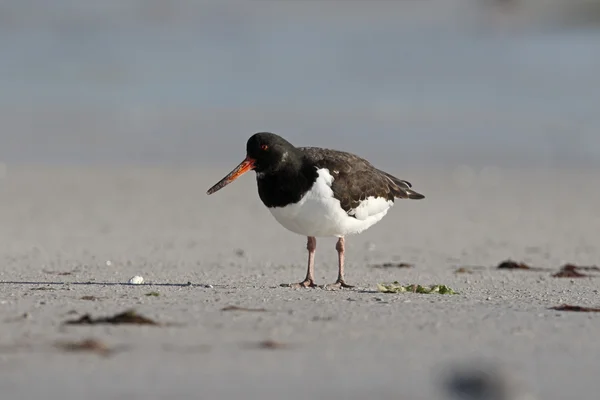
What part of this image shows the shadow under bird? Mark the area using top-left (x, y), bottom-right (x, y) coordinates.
top-left (207, 132), bottom-right (425, 288)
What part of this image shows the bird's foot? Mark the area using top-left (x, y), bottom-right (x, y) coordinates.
top-left (280, 278), bottom-right (317, 289)
top-left (324, 279), bottom-right (355, 290)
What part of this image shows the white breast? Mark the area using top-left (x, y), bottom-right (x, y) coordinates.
top-left (268, 168), bottom-right (393, 238)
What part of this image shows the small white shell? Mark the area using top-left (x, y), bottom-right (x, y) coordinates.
top-left (128, 275), bottom-right (144, 285)
top-left (105, 260), bottom-right (112, 267)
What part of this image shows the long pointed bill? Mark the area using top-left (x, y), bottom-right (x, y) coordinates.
top-left (206, 157), bottom-right (255, 195)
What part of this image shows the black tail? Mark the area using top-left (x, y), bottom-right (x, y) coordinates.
top-left (378, 169), bottom-right (425, 200)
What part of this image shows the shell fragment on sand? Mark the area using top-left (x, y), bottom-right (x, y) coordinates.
top-left (128, 276), bottom-right (144, 285)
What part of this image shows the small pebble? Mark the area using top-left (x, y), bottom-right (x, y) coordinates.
top-left (106, 260), bottom-right (112, 267)
top-left (128, 276), bottom-right (144, 285)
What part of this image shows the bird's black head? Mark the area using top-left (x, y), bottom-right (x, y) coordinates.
top-left (246, 132), bottom-right (297, 174)
top-left (206, 132), bottom-right (298, 195)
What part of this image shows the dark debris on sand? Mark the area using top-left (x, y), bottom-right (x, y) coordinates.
top-left (552, 264), bottom-right (600, 278)
top-left (43, 269), bottom-right (76, 276)
top-left (454, 266), bottom-right (487, 274)
top-left (550, 304), bottom-right (600, 312)
top-left (496, 260), bottom-right (554, 271)
top-left (55, 338), bottom-right (121, 356)
top-left (246, 340), bottom-right (294, 350)
top-left (454, 267), bottom-right (474, 274)
top-left (63, 309), bottom-right (159, 326)
top-left (221, 305), bottom-right (268, 312)
top-left (497, 260), bottom-right (533, 270)
top-left (80, 296), bottom-right (102, 301)
top-left (370, 262), bottom-right (414, 269)
top-left (496, 260), bottom-right (599, 277)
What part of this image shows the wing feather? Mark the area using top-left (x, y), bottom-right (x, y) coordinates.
top-left (298, 147), bottom-right (424, 219)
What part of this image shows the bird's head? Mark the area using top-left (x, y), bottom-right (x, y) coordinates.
top-left (206, 132), bottom-right (297, 195)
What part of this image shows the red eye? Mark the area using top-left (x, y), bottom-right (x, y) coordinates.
top-left (260, 144), bottom-right (269, 151)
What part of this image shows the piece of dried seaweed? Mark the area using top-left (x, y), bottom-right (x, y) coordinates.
top-left (497, 260), bottom-right (532, 270)
top-left (43, 270), bottom-right (75, 276)
top-left (256, 340), bottom-right (290, 349)
top-left (80, 296), bottom-right (101, 301)
top-left (55, 338), bottom-right (117, 356)
top-left (63, 309), bottom-right (159, 326)
top-left (552, 264), bottom-right (598, 278)
top-left (370, 262), bottom-right (414, 269)
top-left (243, 340), bottom-right (293, 350)
top-left (455, 267), bottom-right (474, 274)
top-left (550, 304), bottom-right (600, 312)
top-left (221, 305), bottom-right (268, 312)
top-left (496, 260), bottom-right (551, 272)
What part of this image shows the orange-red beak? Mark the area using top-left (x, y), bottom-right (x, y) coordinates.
top-left (206, 157), bottom-right (256, 195)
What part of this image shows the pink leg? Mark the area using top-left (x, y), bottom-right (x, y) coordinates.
top-left (282, 236), bottom-right (317, 288)
top-left (326, 237), bottom-right (354, 289)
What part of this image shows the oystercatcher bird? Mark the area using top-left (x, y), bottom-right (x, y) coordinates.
top-left (207, 132), bottom-right (424, 288)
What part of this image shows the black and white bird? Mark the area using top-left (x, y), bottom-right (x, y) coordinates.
top-left (207, 132), bottom-right (424, 288)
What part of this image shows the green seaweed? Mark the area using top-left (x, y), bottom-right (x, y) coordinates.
top-left (377, 281), bottom-right (458, 295)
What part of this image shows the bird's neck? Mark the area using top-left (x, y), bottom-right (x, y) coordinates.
top-left (256, 161), bottom-right (318, 208)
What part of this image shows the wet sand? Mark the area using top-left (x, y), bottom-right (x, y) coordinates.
top-left (0, 165), bottom-right (599, 399)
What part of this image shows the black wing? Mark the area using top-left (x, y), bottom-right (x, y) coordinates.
top-left (299, 147), bottom-right (424, 217)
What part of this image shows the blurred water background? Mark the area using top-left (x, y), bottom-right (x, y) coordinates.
top-left (1, 0), bottom-right (599, 168)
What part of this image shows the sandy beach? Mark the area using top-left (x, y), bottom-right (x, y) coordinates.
top-left (2, 1), bottom-right (600, 398)
top-left (0, 165), bottom-right (598, 399)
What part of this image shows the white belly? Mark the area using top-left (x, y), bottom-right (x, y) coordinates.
top-left (268, 168), bottom-right (393, 238)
